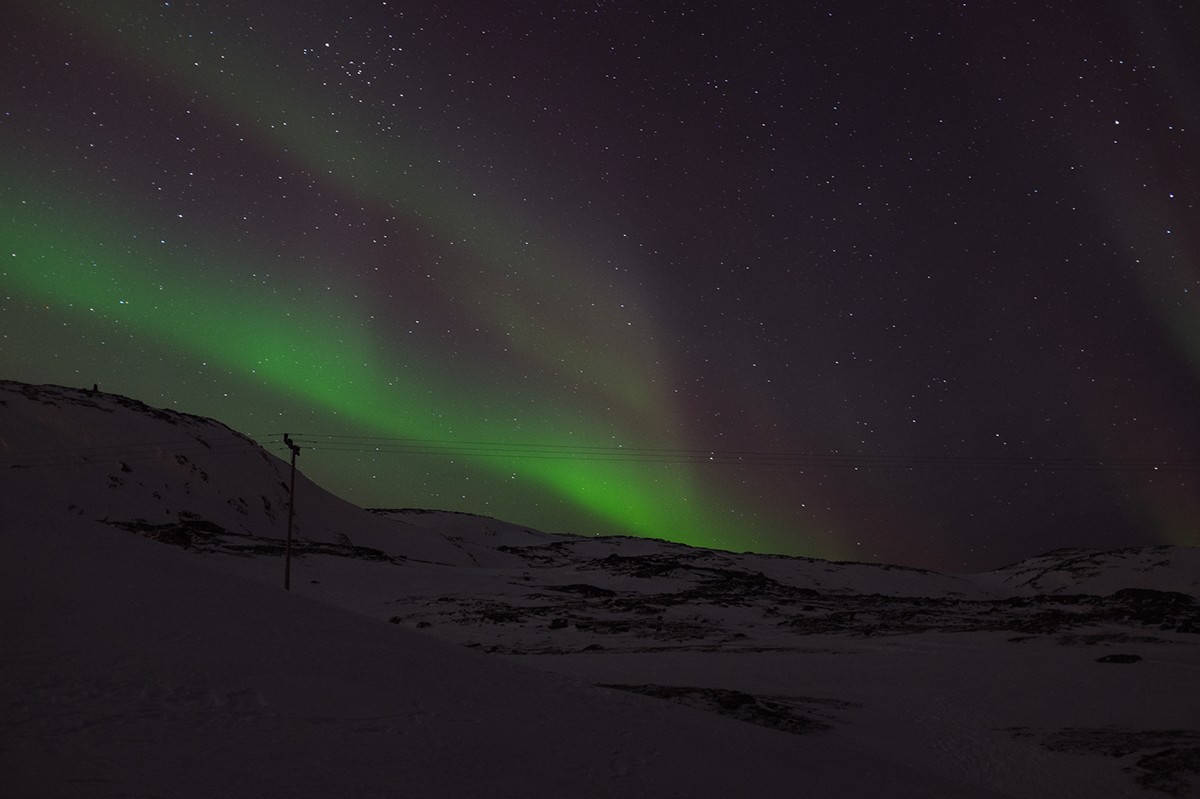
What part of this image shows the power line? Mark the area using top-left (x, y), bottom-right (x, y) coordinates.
top-left (5, 431), bottom-right (1197, 474)
top-left (267, 433), bottom-right (1200, 473)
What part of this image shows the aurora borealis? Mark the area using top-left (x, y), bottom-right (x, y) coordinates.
top-left (3, 1), bottom-right (1198, 570)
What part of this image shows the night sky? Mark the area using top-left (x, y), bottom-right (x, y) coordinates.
top-left (3, 1), bottom-right (1199, 571)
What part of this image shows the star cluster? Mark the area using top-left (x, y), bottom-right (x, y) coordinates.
top-left (2, 1), bottom-right (1198, 570)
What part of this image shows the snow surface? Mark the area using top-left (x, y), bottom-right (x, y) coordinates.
top-left (3, 381), bottom-right (1199, 797)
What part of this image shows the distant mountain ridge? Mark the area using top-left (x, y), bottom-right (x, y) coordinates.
top-left (3, 379), bottom-right (1197, 599)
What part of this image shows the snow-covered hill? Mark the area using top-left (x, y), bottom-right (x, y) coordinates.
top-left (3, 381), bottom-right (1199, 797)
top-left (0, 380), bottom-right (482, 564)
top-left (980, 546), bottom-right (1200, 599)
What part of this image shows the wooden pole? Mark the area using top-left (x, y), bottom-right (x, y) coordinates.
top-left (283, 433), bottom-right (300, 590)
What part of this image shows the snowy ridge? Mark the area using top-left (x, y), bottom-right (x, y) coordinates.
top-left (3, 381), bottom-right (1200, 798)
top-left (0, 380), bottom-right (473, 564)
top-left (4, 380), bottom-right (1195, 599)
top-left (980, 546), bottom-right (1200, 599)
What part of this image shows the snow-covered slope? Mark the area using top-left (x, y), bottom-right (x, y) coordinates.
top-left (5, 507), bottom-right (994, 797)
top-left (4, 381), bottom-right (1199, 797)
top-left (0, 380), bottom-right (477, 564)
top-left (978, 546), bottom-right (1200, 598)
top-left (5, 380), bottom-right (1195, 600)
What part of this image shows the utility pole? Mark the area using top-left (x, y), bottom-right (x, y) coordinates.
top-left (283, 433), bottom-right (301, 591)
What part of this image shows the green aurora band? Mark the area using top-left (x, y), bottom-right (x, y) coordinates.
top-left (1, 1), bottom-right (846, 559)
top-left (53, 0), bottom-right (674, 424)
top-left (2, 157), bottom-right (840, 560)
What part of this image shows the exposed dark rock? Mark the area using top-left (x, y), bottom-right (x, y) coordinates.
top-left (1133, 747), bottom-right (1200, 795)
top-left (599, 684), bottom-right (853, 735)
top-left (1112, 588), bottom-right (1194, 606)
top-left (545, 583), bottom-right (617, 597)
top-left (1009, 728), bottom-right (1200, 796)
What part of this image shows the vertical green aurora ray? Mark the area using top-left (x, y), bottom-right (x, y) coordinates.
top-left (1078, 132), bottom-right (1199, 547)
top-left (1104, 202), bottom-right (1199, 547)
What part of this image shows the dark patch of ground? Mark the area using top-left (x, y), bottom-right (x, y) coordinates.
top-left (598, 683), bottom-right (855, 735)
top-left (1003, 727), bottom-right (1200, 795)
